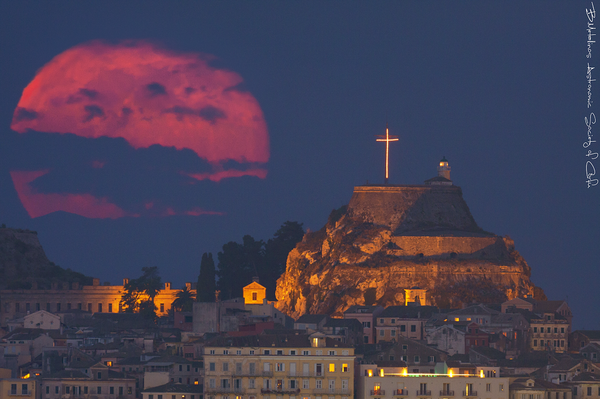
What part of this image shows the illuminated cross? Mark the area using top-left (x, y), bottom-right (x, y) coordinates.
top-left (376, 123), bottom-right (399, 184)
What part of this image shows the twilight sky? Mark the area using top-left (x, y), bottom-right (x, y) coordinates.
top-left (1, 1), bottom-right (598, 328)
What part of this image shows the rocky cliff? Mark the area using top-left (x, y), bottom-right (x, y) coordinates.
top-left (275, 185), bottom-right (545, 319)
top-left (0, 227), bottom-right (92, 289)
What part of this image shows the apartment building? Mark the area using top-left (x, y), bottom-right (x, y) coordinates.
top-left (203, 332), bottom-right (355, 399)
top-left (356, 362), bottom-right (509, 399)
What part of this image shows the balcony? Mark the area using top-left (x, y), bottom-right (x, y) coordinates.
top-left (440, 391), bottom-right (455, 397)
top-left (232, 371), bottom-right (260, 377)
top-left (296, 372), bottom-right (325, 377)
top-left (261, 388), bottom-right (301, 395)
top-left (463, 391), bottom-right (478, 397)
top-left (7, 390), bottom-right (30, 397)
top-left (371, 390), bottom-right (386, 396)
top-left (205, 387), bottom-right (244, 394)
top-left (416, 390), bottom-right (432, 397)
top-left (313, 388), bottom-right (351, 395)
top-left (261, 370), bottom-right (274, 377)
top-left (394, 389), bottom-right (408, 396)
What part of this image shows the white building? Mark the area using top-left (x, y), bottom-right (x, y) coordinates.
top-left (357, 362), bottom-right (508, 399)
top-left (23, 310), bottom-right (61, 330)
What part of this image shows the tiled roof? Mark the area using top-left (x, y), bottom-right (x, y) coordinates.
top-left (205, 333), bottom-right (352, 348)
top-left (143, 383), bottom-right (204, 393)
top-left (448, 304), bottom-right (499, 316)
top-left (576, 330), bottom-right (600, 340)
top-left (145, 355), bottom-right (191, 365)
top-left (510, 378), bottom-right (568, 391)
top-left (295, 314), bottom-right (328, 324)
top-left (323, 318), bottom-right (362, 329)
top-left (344, 305), bottom-right (381, 314)
top-left (470, 346), bottom-right (505, 360)
top-left (571, 372), bottom-right (600, 382)
top-left (379, 306), bottom-right (439, 319)
top-left (44, 370), bottom-right (90, 379)
top-left (533, 301), bottom-right (567, 314)
top-left (3, 328), bottom-right (45, 341)
top-left (548, 358), bottom-right (581, 372)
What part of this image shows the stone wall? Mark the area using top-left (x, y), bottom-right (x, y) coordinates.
top-left (347, 185), bottom-right (481, 233)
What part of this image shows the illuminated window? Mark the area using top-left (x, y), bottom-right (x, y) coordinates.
top-left (455, 318), bottom-right (459, 322)
top-left (329, 364), bottom-right (335, 372)
top-left (342, 364), bottom-right (348, 372)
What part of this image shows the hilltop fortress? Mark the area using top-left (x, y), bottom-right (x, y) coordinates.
top-left (275, 158), bottom-right (543, 319)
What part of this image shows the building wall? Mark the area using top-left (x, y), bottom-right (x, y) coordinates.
top-left (1, 281), bottom-right (188, 326)
top-left (41, 378), bottom-right (136, 399)
top-left (426, 326), bottom-right (466, 355)
top-left (376, 318), bottom-right (425, 342)
top-left (529, 319), bottom-right (568, 353)
top-left (0, 378), bottom-right (36, 398)
top-left (23, 310), bottom-right (60, 330)
top-left (357, 364), bottom-right (509, 399)
top-left (203, 344), bottom-right (355, 399)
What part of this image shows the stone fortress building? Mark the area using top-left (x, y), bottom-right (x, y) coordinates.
top-left (275, 157), bottom-right (543, 319)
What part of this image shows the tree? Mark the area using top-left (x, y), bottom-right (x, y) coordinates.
top-left (172, 285), bottom-right (196, 312)
top-left (262, 221), bottom-right (304, 299)
top-left (217, 235), bottom-right (264, 300)
top-left (120, 267), bottom-right (162, 320)
top-left (197, 252), bottom-right (216, 302)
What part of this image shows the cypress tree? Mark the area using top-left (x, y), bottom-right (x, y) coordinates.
top-left (197, 252), bottom-right (216, 302)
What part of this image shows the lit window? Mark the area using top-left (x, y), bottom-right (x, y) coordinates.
top-left (329, 364), bottom-right (335, 372)
top-left (342, 364), bottom-right (348, 372)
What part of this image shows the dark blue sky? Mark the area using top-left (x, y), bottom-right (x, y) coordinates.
top-left (1, 2), bottom-right (598, 328)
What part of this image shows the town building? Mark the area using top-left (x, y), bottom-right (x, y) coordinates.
top-left (203, 332), bottom-right (355, 399)
top-left (563, 373), bottom-right (600, 399)
top-left (142, 382), bottom-right (204, 399)
top-left (1, 279), bottom-right (191, 326)
top-left (508, 378), bottom-right (571, 399)
top-left (426, 325), bottom-right (466, 355)
top-left (376, 306), bottom-right (438, 342)
top-left (356, 361), bottom-right (509, 399)
top-left (344, 306), bottom-right (384, 344)
top-left (41, 362), bottom-right (136, 399)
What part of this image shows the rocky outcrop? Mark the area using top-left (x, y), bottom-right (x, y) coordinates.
top-left (0, 227), bottom-right (92, 289)
top-left (275, 185), bottom-right (543, 319)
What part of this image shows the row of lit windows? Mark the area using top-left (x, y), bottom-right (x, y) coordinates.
top-left (208, 362), bottom-right (350, 374)
top-left (148, 395), bottom-right (198, 399)
top-left (207, 349), bottom-right (350, 356)
top-left (532, 339), bottom-right (565, 348)
top-left (45, 385), bottom-right (132, 395)
top-left (515, 393), bottom-right (568, 399)
top-left (207, 395), bottom-right (349, 399)
top-left (207, 377), bottom-right (350, 390)
top-left (532, 327), bottom-right (565, 334)
top-left (378, 325), bottom-right (417, 335)
top-left (371, 382), bottom-right (504, 393)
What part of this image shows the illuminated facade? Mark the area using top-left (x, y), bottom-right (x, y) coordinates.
top-left (357, 363), bottom-right (508, 399)
top-left (0, 279), bottom-right (194, 326)
top-left (203, 332), bottom-right (355, 399)
top-left (244, 281), bottom-right (267, 305)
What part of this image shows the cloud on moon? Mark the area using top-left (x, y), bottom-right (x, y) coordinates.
top-left (8, 41), bottom-right (269, 219)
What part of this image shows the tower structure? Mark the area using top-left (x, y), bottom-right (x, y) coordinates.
top-left (438, 156), bottom-right (451, 180)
